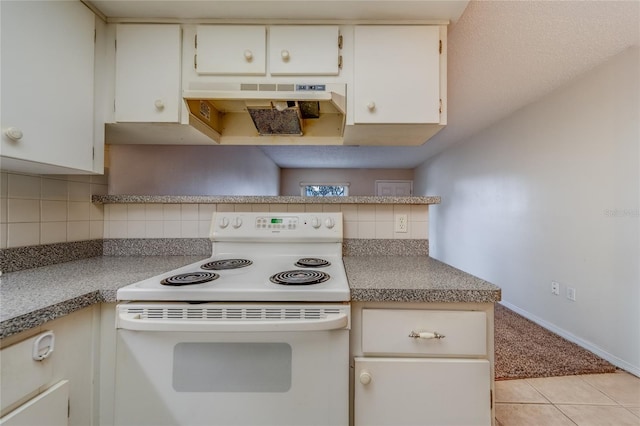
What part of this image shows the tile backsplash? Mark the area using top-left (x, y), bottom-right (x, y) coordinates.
top-left (0, 172), bottom-right (107, 248)
top-left (103, 203), bottom-right (429, 240)
top-left (1, 171), bottom-right (429, 250)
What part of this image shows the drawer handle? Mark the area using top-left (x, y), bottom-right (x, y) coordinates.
top-left (409, 331), bottom-right (445, 339)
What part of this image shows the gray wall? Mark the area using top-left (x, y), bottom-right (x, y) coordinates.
top-left (280, 168), bottom-right (413, 196)
top-left (107, 145), bottom-right (280, 195)
top-left (415, 47), bottom-right (639, 374)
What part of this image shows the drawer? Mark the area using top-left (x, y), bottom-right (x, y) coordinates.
top-left (361, 309), bottom-right (487, 356)
top-left (0, 332), bottom-right (54, 412)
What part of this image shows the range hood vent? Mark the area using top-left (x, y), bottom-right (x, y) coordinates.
top-left (184, 82), bottom-right (346, 145)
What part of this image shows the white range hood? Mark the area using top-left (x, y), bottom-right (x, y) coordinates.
top-left (183, 82), bottom-right (346, 145)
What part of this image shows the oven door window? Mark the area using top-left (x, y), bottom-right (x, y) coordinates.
top-left (173, 342), bottom-right (292, 392)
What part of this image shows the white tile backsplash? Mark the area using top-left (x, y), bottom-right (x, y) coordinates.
top-left (163, 220), bottom-right (181, 238)
top-left (8, 174), bottom-right (41, 199)
top-left (181, 221), bottom-right (199, 238)
top-left (198, 204), bottom-right (216, 220)
top-left (357, 205), bottom-right (376, 221)
top-left (41, 178), bottom-right (68, 201)
top-left (8, 199), bottom-right (40, 223)
top-left (99, 202), bottom-right (430, 240)
top-left (41, 222), bottom-right (67, 244)
top-left (67, 221), bottom-right (91, 242)
top-left (163, 204), bottom-right (181, 220)
top-left (0, 172), bottom-right (431, 247)
top-left (68, 201), bottom-right (91, 221)
top-left (127, 221), bottom-right (146, 238)
top-left (8, 223), bottom-right (39, 247)
top-left (127, 204), bottom-right (146, 220)
top-left (145, 204), bottom-right (164, 220)
top-left (181, 204), bottom-right (199, 221)
top-left (41, 200), bottom-right (67, 222)
top-left (145, 221), bottom-right (164, 238)
top-left (375, 205), bottom-right (394, 221)
top-left (67, 181), bottom-right (91, 201)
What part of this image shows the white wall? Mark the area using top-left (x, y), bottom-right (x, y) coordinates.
top-left (415, 47), bottom-right (639, 374)
top-left (280, 168), bottom-right (414, 196)
top-left (107, 145), bottom-right (280, 196)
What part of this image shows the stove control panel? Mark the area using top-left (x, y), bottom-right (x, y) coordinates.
top-left (256, 216), bottom-right (298, 230)
top-left (211, 212), bottom-right (343, 241)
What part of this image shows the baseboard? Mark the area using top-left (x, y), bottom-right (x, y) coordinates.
top-left (499, 301), bottom-right (640, 378)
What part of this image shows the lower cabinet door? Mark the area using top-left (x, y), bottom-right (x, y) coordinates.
top-left (354, 358), bottom-right (491, 426)
top-left (0, 380), bottom-right (69, 426)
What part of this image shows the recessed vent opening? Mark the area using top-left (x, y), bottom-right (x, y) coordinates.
top-left (122, 306), bottom-right (343, 321)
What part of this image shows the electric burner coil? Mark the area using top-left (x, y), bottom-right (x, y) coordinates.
top-left (270, 270), bottom-right (330, 285)
top-left (201, 259), bottom-right (253, 270)
top-left (160, 272), bottom-right (219, 286)
top-left (294, 258), bottom-right (331, 268)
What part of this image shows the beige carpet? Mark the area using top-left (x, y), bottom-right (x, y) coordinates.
top-left (494, 304), bottom-right (617, 381)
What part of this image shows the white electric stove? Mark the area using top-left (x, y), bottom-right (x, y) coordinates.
top-left (113, 212), bottom-right (350, 426)
top-left (117, 212), bottom-right (349, 302)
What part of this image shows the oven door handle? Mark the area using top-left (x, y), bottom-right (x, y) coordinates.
top-left (117, 312), bottom-right (349, 332)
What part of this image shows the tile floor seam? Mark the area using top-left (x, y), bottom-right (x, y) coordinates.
top-left (579, 373), bottom-right (628, 406)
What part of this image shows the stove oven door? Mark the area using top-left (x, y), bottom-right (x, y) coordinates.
top-left (113, 303), bottom-right (350, 426)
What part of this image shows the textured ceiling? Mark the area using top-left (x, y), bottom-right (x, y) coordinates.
top-left (261, 0), bottom-right (640, 168)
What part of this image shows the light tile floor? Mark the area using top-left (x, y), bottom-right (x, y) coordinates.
top-left (495, 371), bottom-right (640, 425)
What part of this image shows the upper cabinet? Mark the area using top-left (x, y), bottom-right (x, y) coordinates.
top-left (104, 21), bottom-right (446, 146)
top-left (195, 25), bottom-right (266, 75)
top-left (268, 26), bottom-right (340, 75)
top-left (353, 26), bottom-right (441, 124)
top-left (115, 24), bottom-right (182, 122)
top-left (194, 25), bottom-right (340, 76)
top-left (0, 0), bottom-right (100, 174)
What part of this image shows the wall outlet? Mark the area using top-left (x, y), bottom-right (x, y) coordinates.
top-left (551, 281), bottom-right (560, 295)
top-left (394, 214), bottom-right (408, 233)
top-left (567, 287), bottom-right (576, 301)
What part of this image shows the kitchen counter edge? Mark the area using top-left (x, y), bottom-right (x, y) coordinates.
top-left (92, 195), bottom-right (441, 204)
top-left (1, 255), bottom-right (499, 340)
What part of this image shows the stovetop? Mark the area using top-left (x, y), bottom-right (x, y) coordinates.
top-left (117, 212), bottom-right (350, 302)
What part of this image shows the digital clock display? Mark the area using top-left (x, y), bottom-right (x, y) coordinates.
top-left (271, 218), bottom-right (283, 224)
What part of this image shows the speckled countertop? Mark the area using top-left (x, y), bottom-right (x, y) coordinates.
top-left (92, 195), bottom-right (441, 204)
top-left (0, 256), bottom-right (206, 339)
top-left (344, 256), bottom-right (501, 303)
top-left (1, 255), bottom-right (500, 340)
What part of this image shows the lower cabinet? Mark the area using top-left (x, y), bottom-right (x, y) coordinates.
top-left (0, 380), bottom-right (69, 426)
top-left (351, 303), bottom-right (495, 426)
top-left (0, 306), bottom-right (98, 426)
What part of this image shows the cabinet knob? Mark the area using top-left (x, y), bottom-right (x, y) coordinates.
top-left (281, 50), bottom-right (290, 61)
top-left (359, 371), bottom-right (372, 385)
top-left (244, 49), bottom-right (253, 61)
top-left (367, 102), bottom-right (376, 111)
top-left (409, 331), bottom-right (446, 339)
top-left (4, 127), bottom-right (23, 141)
top-left (154, 99), bottom-right (165, 110)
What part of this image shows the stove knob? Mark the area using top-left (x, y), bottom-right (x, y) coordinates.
top-left (219, 217), bottom-right (229, 229)
top-left (324, 217), bottom-right (335, 229)
top-left (310, 217), bottom-right (321, 229)
top-left (232, 217), bottom-right (243, 229)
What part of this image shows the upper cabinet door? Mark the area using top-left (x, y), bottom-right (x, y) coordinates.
top-left (115, 24), bottom-right (182, 122)
top-left (269, 26), bottom-right (340, 75)
top-left (354, 26), bottom-right (441, 124)
top-left (195, 25), bottom-right (266, 75)
top-left (0, 0), bottom-right (96, 173)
